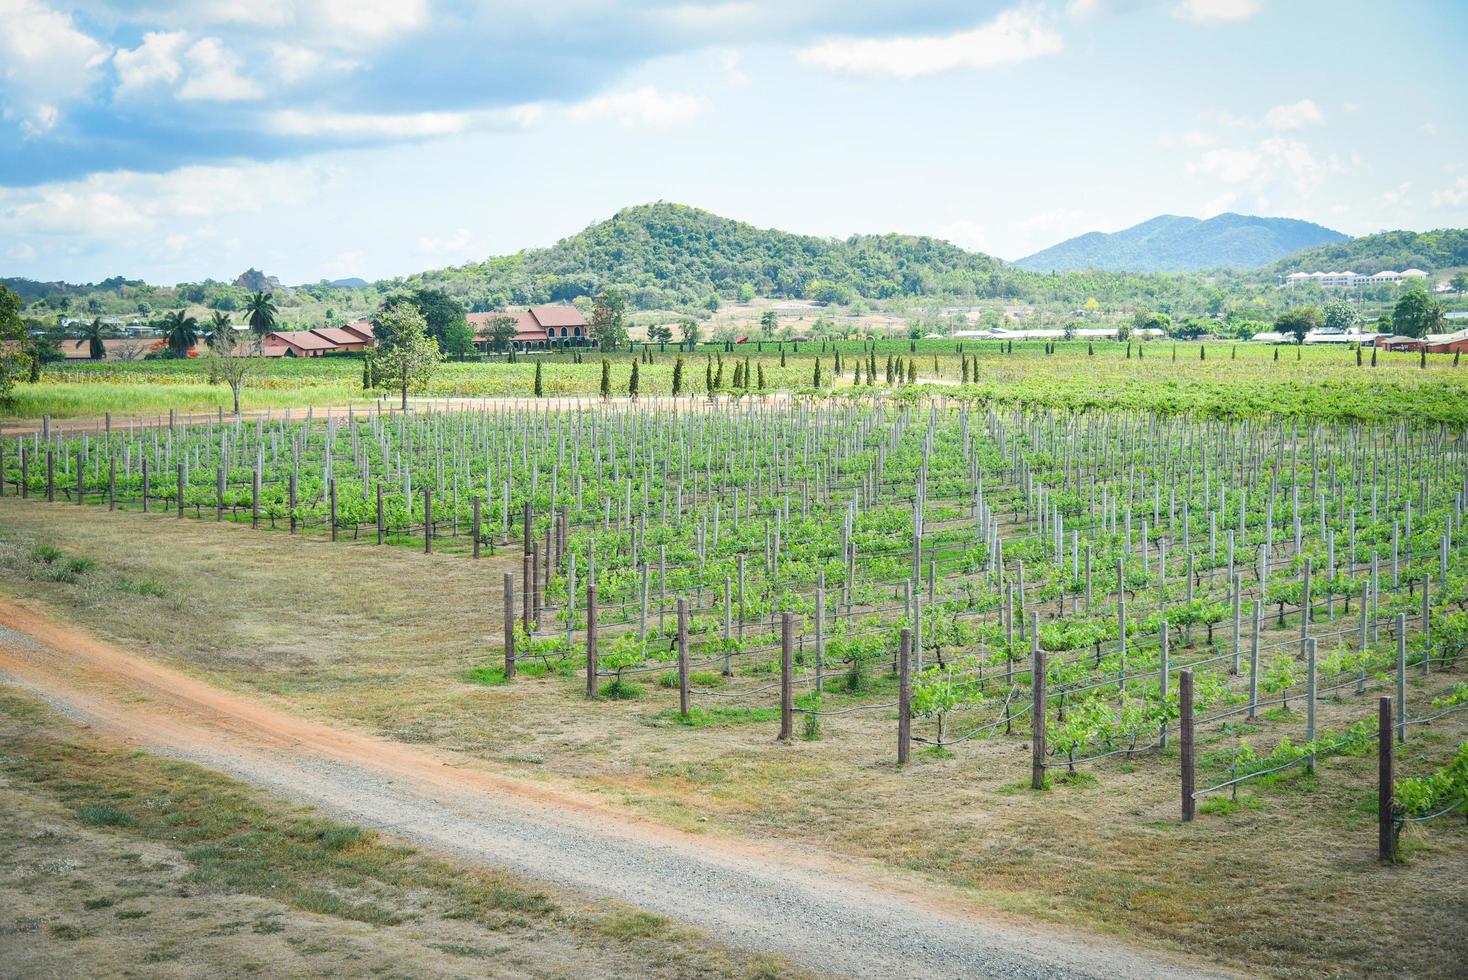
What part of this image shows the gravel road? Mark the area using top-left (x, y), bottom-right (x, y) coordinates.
top-left (0, 599), bottom-right (1219, 979)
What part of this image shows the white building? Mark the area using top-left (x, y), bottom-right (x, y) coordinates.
top-left (1283, 269), bottom-right (1429, 288)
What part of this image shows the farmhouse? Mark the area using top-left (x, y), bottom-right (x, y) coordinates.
top-left (469, 306), bottom-right (590, 351)
top-left (1425, 328), bottom-right (1468, 354)
top-left (263, 330), bottom-right (338, 357)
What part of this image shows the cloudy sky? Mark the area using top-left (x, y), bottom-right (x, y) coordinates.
top-left (1, 0), bottom-right (1464, 284)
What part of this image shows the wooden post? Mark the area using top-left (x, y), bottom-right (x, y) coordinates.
top-left (250, 461), bottom-right (259, 528)
top-left (78, 453), bottom-right (86, 506)
top-left (329, 479), bottom-right (338, 541)
top-left (1031, 616), bottom-right (1046, 790)
top-left (216, 465), bottom-right (225, 521)
top-left (1231, 574), bottom-right (1242, 673)
top-left (1305, 636), bottom-right (1317, 773)
top-left (585, 583), bottom-right (598, 699)
top-left (531, 542), bottom-right (541, 625)
top-left (376, 482), bottom-right (384, 544)
top-left (815, 583), bottom-right (826, 694)
top-left (1396, 612), bottom-right (1407, 743)
top-left (472, 497), bottom-right (482, 559)
top-left (175, 462), bottom-right (183, 517)
top-left (423, 488), bottom-right (433, 554)
top-left (108, 456), bottom-right (116, 511)
top-left (779, 612), bottom-right (794, 742)
top-left (1248, 600), bottom-right (1261, 719)
top-left (898, 627), bottom-right (912, 764)
top-left (522, 552), bottom-right (532, 630)
top-left (1180, 669), bottom-right (1195, 822)
top-left (47, 450), bottom-right (56, 502)
top-left (1378, 696), bottom-right (1395, 862)
top-left (288, 471), bottom-right (298, 533)
top-left (677, 598), bottom-right (690, 718)
top-left (1159, 621), bottom-right (1170, 749)
top-left (503, 572), bottom-right (516, 680)
top-left (142, 457), bottom-right (150, 512)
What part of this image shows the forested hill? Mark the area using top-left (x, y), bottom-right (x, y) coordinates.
top-left (392, 202), bottom-right (1009, 310)
top-left (1265, 228), bottom-right (1468, 275)
top-left (1013, 213), bottom-right (1346, 273)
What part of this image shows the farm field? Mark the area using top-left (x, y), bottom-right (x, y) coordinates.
top-left (2, 375), bottom-right (1467, 977)
top-left (7, 338), bottom-right (1468, 425)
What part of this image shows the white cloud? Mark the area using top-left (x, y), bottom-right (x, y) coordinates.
top-left (715, 48), bottom-right (749, 87)
top-left (1421, 121), bottom-right (1438, 137)
top-left (0, 0), bottom-right (111, 132)
top-left (1263, 98), bottom-right (1324, 131)
top-left (1432, 176), bottom-right (1468, 208)
top-left (315, 0), bottom-right (428, 41)
top-left (1159, 128), bottom-right (1218, 149)
top-left (1186, 136), bottom-right (1339, 198)
top-left (1200, 191), bottom-right (1238, 216)
top-left (0, 161), bottom-right (327, 241)
top-left (415, 227), bottom-right (483, 261)
top-left (567, 85), bottom-right (709, 128)
top-left (1172, 0), bottom-right (1261, 25)
top-left (6, 241), bottom-right (37, 261)
top-left (936, 219), bottom-right (988, 251)
top-left (1066, 0), bottom-right (1100, 19)
top-left (268, 103), bottom-right (544, 139)
top-left (178, 36), bottom-right (263, 101)
top-left (1014, 208), bottom-right (1084, 233)
top-left (798, 8), bottom-right (1062, 79)
top-left (1381, 182), bottom-right (1411, 207)
top-left (113, 31), bottom-right (188, 97)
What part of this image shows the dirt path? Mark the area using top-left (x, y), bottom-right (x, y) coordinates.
top-left (0, 597), bottom-right (1216, 979)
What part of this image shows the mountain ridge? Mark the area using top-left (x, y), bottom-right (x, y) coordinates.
top-left (1014, 213), bottom-right (1347, 273)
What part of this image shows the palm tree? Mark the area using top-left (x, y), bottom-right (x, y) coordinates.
top-left (243, 291), bottom-right (278, 339)
top-left (163, 310), bottom-right (200, 358)
top-left (83, 317), bottom-right (107, 360)
top-left (209, 311), bottom-right (234, 351)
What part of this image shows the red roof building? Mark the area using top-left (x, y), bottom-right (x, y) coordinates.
top-left (468, 305), bottom-right (589, 351)
top-left (310, 326), bottom-right (374, 351)
top-left (263, 330), bottom-right (338, 357)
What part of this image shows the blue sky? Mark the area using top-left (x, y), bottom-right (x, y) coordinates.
top-left (1, 0), bottom-right (1464, 285)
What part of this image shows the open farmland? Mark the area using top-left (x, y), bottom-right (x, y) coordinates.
top-left (3, 362), bottom-right (1467, 977)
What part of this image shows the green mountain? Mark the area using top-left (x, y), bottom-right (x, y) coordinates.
top-left (1014, 213), bottom-right (1346, 273)
top-left (393, 202), bottom-right (1010, 310)
top-left (1266, 228), bottom-right (1468, 276)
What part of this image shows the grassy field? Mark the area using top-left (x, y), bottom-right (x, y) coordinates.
top-left (8, 339), bottom-right (1468, 425)
top-left (0, 684), bottom-right (802, 979)
top-left (2, 500), bottom-right (1465, 978)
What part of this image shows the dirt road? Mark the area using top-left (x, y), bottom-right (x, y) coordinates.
top-left (0, 597), bottom-right (1215, 979)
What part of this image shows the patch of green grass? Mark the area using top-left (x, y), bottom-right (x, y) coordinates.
top-left (462, 666), bottom-right (508, 686)
top-left (116, 909), bottom-right (151, 920)
top-left (429, 943), bottom-right (487, 958)
top-left (1199, 795), bottom-right (1264, 816)
top-left (114, 576), bottom-right (167, 597)
top-left (649, 705), bottom-right (780, 727)
top-left (77, 804), bottom-right (133, 827)
top-left (30, 543), bottom-right (62, 564)
top-left (600, 678), bottom-right (643, 699)
top-left (921, 745), bottom-right (955, 759)
top-left (82, 896), bottom-right (115, 910)
top-left (597, 910), bottom-right (673, 942)
top-left (49, 923), bottom-right (85, 940)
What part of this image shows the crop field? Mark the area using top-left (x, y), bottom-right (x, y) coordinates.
top-left (3, 360), bottom-right (1468, 977)
top-left (9, 337), bottom-right (1468, 424)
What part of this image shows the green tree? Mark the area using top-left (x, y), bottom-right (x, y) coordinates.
top-left (759, 310), bottom-right (778, 337)
top-left (442, 319), bottom-right (476, 361)
top-left (0, 285), bottom-right (29, 403)
top-left (591, 290), bottom-right (628, 351)
top-left (648, 324), bottom-right (673, 345)
top-left (407, 288), bottom-right (466, 347)
top-left (208, 311), bottom-right (234, 352)
top-left (628, 359), bottom-right (640, 400)
top-left (163, 309), bottom-right (200, 357)
top-left (672, 356), bottom-right (684, 395)
top-left (1451, 271), bottom-right (1468, 297)
top-left (533, 361), bottom-right (544, 397)
top-left (1275, 306), bottom-right (1322, 344)
top-left (1392, 285), bottom-right (1444, 338)
top-left (487, 315), bottom-right (518, 353)
top-left (737, 283), bottom-right (756, 304)
top-left (812, 357), bottom-right (822, 388)
top-left (600, 358), bottom-right (611, 399)
top-left (243, 291), bottom-right (278, 339)
top-left (1322, 299), bottom-right (1358, 333)
top-left (372, 305), bottom-right (442, 410)
top-left (679, 318), bottom-right (700, 348)
top-left (208, 331), bottom-right (256, 415)
top-left (83, 317), bottom-right (108, 360)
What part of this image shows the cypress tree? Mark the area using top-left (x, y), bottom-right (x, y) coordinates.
top-left (961, 359), bottom-right (970, 384)
top-left (628, 359), bottom-right (640, 398)
top-left (1199, 344), bottom-right (1205, 361)
top-left (757, 363), bottom-right (766, 388)
top-left (813, 357), bottom-right (822, 388)
top-left (672, 356), bottom-right (684, 395)
top-left (600, 358), bottom-right (611, 399)
top-left (854, 361), bottom-right (863, 385)
top-left (1371, 348), bottom-right (1377, 367)
top-left (706, 356), bottom-right (713, 393)
top-left (534, 361), bottom-right (543, 397)
top-left (907, 359), bottom-right (917, 383)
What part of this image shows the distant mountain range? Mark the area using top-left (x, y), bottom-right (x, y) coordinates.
top-left (1014, 213), bottom-right (1348, 273)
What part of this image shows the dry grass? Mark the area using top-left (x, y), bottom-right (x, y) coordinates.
top-left (0, 686), bottom-right (808, 979)
top-left (2, 498), bottom-right (1466, 977)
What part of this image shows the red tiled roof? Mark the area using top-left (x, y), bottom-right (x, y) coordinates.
top-left (267, 330), bottom-right (337, 351)
top-left (468, 310), bottom-right (542, 340)
top-left (311, 327), bottom-right (371, 346)
top-left (528, 305), bottom-right (587, 328)
top-left (341, 319), bottom-right (375, 340)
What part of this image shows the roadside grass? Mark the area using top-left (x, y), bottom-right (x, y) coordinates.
top-left (0, 687), bottom-right (810, 979)
top-left (1, 501), bottom-right (1466, 978)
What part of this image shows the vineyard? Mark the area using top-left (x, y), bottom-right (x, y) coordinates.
top-left (4, 390), bottom-right (1468, 857)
